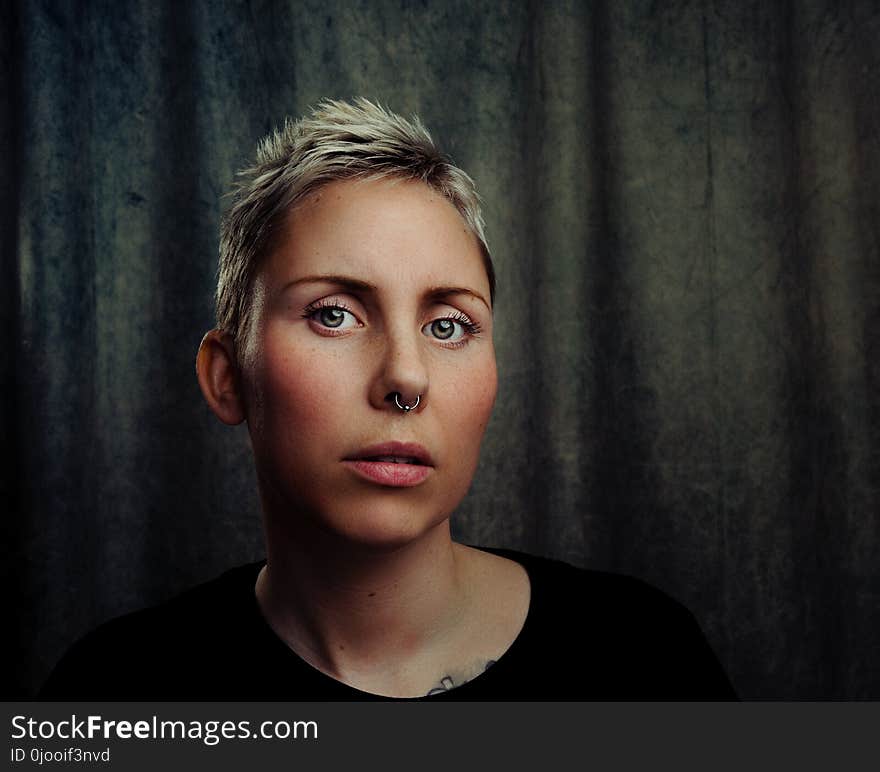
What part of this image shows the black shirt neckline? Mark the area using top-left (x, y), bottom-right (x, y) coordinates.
top-left (242, 546), bottom-right (537, 700)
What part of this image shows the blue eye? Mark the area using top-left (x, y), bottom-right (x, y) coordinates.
top-left (318, 307), bottom-right (346, 328)
top-left (303, 303), bottom-right (360, 330)
top-left (428, 319), bottom-right (462, 341)
top-left (421, 314), bottom-right (481, 344)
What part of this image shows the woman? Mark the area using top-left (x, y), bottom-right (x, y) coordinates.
top-left (41, 99), bottom-right (735, 699)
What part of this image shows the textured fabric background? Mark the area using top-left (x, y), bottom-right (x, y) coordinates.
top-left (3, 0), bottom-right (878, 699)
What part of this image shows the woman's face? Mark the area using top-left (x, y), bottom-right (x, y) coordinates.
top-left (239, 177), bottom-right (497, 549)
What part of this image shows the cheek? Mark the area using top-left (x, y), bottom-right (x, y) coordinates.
top-left (444, 354), bottom-right (497, 457)
top-left (470, 349), bottom-right (498, 413)
top-left (249, 333), bottom-right (356, 447)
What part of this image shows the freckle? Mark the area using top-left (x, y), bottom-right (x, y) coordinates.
top-left (368, 591), bottom-right (376, 597)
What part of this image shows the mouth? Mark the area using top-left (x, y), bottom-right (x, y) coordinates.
top-left (344, 441), bottom-right (434, 467)
top-left (342, 442), bottom-right (434, 488)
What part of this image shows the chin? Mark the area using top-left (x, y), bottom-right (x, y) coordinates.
top-left (314, 501), bottom-right (451, 554)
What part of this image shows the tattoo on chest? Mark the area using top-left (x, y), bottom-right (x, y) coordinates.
top-left (425, 659), bottom-right (497, 696)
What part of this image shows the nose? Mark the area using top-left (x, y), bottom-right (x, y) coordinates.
top-left (369, 328), bottom-right (429, 414)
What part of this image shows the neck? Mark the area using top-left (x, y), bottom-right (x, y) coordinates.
top-left (256, 504), bottom-right (467, 682)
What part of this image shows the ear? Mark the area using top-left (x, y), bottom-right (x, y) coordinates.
top-left (196, 330), bottom-right (246, 425)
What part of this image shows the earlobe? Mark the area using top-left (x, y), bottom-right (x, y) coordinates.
top-left (196, 330), bottom-right (246, 425)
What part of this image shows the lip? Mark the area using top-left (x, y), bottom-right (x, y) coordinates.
top-left (343, 441), bottom-right (435, 488)
top-left (345, 441), bottom-right (434, 466)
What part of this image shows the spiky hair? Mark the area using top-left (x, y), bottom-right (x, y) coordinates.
top-left (216, 98), bottom-right (493, 345)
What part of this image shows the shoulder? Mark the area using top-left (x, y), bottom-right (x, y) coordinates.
top-left (477, 545), bottom-right (683, 615)
top-left (95, 561), bottom-right (262, 644)
top-left (472, 546), bottom-right (737, 700)
top-left (39, 562), bottom-right (264, 699)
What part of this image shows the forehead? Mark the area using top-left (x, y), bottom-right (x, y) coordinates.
top-left (260, 177), bottom-right (490, 299)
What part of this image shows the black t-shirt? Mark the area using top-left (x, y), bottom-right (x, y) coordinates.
top-left (39, 547), bottom-right (737, 700)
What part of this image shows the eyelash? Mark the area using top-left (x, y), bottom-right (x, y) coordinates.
top-left (435, 311), bottom-right (483, 346)
top-left (301, 298), bottom-right (356, 319)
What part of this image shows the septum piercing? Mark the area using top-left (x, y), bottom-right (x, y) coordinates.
top-left (393, 393), bottom-right (420, 412)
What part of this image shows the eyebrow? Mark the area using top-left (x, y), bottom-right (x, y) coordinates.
top-left (426, 285), bottom-right (491, 310)
top-left (282, 274), bottom-right (376, 294)
top-left (281, 274), bottom-right (491, 310)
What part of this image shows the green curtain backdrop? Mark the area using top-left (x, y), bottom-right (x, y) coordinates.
top-left (4, 0), bottom-right (878, 699)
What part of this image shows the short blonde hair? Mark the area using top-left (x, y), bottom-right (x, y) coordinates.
top-left (216, 98), bottom-right (494, 345)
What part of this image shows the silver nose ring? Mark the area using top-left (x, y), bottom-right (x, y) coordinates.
top-left (394, 393), bottom-right (420, 412)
